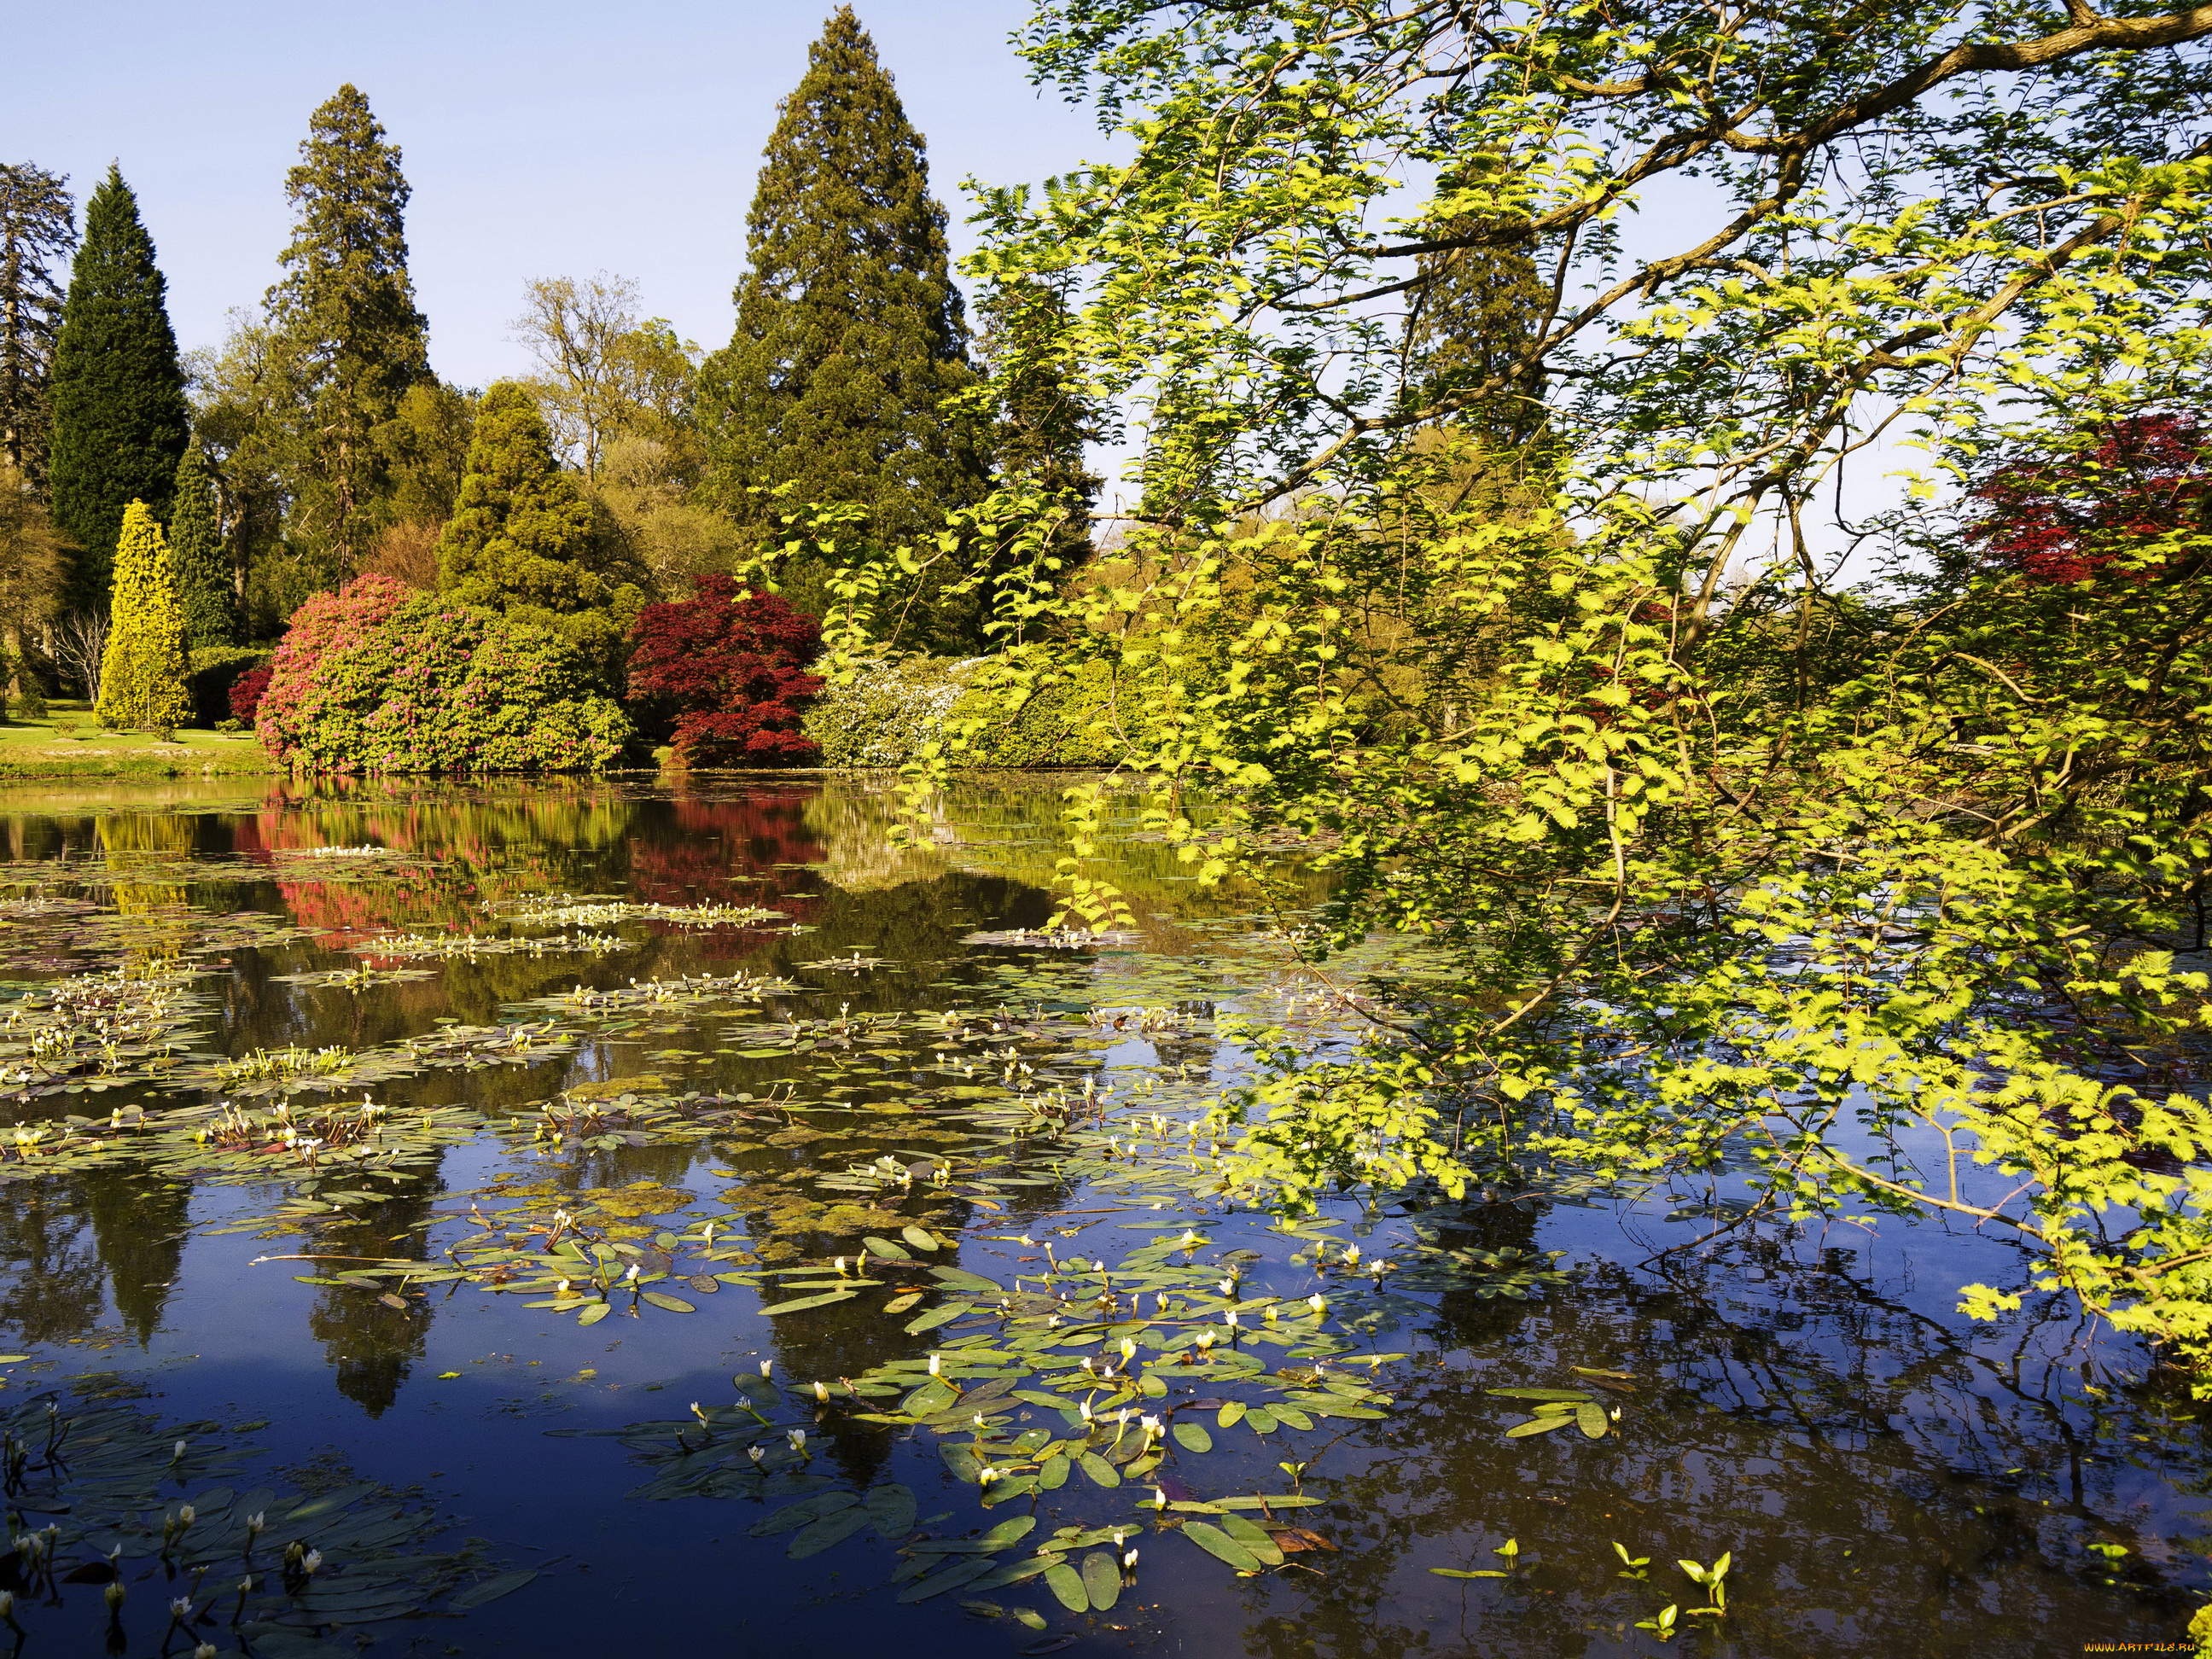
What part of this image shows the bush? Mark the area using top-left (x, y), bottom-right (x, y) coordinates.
top-left (255, 574), bottom-right (410, 742)
top-left (189, 644), bottom-right (275, 725)
top-left (94, 502), bottom-right (191, 731)
top-left (949, 659), bottom-right (1137, 768)
top-left (229, 667), bottom-right (274, 724)
top-left (801, 655), bottom-right (1153, 768)
top-left (626, 576), bottom-right (823, 766)
top-left (803, 656), bottom-right (981, 767)
top-left (257, 595), bottom-right (634, 774)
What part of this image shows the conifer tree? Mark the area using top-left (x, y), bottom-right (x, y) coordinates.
top-left (701, 7), bottom-right (986, 632)
top-left (437, 382), bottom-right (632, 667)
top-left (980, 276), bottom-right (1104, 575)
top-left (171, 439), bottom-right (236, 649)
top-left (94, 500), bottom-right (189, 731)
top-left (48, 167), bottom-right (189, 610)
top-left (0, 163), bottom-right (75, 487)
top-left (267, 84), bottom-right (430, 582)
top-left (1404, 215), bottom-right (1551, 451)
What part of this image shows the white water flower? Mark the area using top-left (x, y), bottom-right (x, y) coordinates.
top-left (1308, 1293), bottom-right (1326, 1313)
top-left (927, 1353), bottom-right (942, 1377)
top-left (300, 1550), bottom-right (322, 1575)
top-left (1120, 1337), bottom-right (1137, 1360)
top-left (748, 1446), bottom-right (764, 1464)
top-left (813, 1381), bottom-right (830, 1401)
top-left (787, 1429), bottom-right (807, 1453)
top-left (760, 1359), bottom-right (773, 1377)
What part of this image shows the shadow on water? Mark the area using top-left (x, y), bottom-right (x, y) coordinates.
top-left (0, 775), bottom-right (2189, 1656)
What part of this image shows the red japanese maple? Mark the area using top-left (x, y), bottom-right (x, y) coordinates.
top-left (229, 667), bottom-right (274, 723)
top-left (1970, 415), bottom-right (2212, 585)
top-left (624, 576), bottom-right (824, 766)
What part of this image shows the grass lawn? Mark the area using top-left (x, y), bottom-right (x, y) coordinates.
top-left (0, 701), bottom-right (276, 777)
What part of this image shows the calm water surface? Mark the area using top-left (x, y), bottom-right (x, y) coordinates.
top-left (0, 777), bottom-right (2194, 1659)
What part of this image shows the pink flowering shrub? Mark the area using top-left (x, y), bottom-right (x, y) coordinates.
top-left (253, 575), bottom-right (411, 743)
top-left (257, 591), bottom-right (633, 773)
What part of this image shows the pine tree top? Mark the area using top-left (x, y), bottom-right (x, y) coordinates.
top-left (269, 84), bottom-right (428, 383)
top-left (703, 6), bottom-right (986, 572)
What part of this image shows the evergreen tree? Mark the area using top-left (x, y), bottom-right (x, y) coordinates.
top-left (267, 84), bottom-right (430, 583)
top-left (0, 163), bottom-right (75, 487)
top-left (979, 276), bottom-right (1104, 577)
top-left (1404, 215), bottom-right (1551, 451)
top-left (170, 439), bottom-right (236, 649)
top-left (94, 500), bottom-right (189, 731)
top-left (48, 166), bottom-right (189, 610)
top-left (700, 7), bottom-right (986, 637)
top-left (436, 382), bottom-right (633, 667)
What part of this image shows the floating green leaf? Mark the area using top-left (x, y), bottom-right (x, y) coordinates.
top-left (1181, 1521), bottom-right (1263, 1573)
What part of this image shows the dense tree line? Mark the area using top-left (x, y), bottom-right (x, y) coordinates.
top-left (0, 4), bottom-right (1103, 730)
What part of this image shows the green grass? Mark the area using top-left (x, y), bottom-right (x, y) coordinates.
top-left (0, 702), bottom-right (276, 777)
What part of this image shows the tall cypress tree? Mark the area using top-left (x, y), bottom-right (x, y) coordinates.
top-left (171, 439), bottom-right (236, 649)
top-left (701, 7), bottom-right (986, 637)
top-left (437, 382), bottom-right (630, 668)
top-left (48, 166), bottom-right (189, 611)
top-left (267, 84), bottom-right (429, 584)
top-left (0, 163), bottom-right (75, 488)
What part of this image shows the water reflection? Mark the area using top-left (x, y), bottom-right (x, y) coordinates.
top-left (0, 777), bottom-right (2186, 1657)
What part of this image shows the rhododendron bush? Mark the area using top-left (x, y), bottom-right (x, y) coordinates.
top-left (257, 582), bottom-right (632, 773)
top-left (625, 576), bottom-right (823, 766)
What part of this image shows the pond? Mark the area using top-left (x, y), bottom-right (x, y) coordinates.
top-left (0, 775), bottom-right (2194, 1659)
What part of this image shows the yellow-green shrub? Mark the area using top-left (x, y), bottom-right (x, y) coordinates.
top-left (95, 500), bottom-right (189, 731)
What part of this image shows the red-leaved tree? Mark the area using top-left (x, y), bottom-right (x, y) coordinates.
top-left (625, 576), bottom-right (824, 766)
top-left (229, 667), bottom-right (274, 723)
top-left (1970, 415), bottom-right (2212, 585)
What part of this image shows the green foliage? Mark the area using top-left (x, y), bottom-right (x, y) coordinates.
top-left (257, 592), bottom-right (632, 774)
top-left (47, 166), bottom-right (188, 610)
top-left (186, 643), bottom-right (272, 725)
top-left (0, 161), bottom-right (75, 487)
top-left (266, 83), bottom-right (430, 580)
top-left (805, 0), bottom-right (2212, 1390)
top-left (438, 382), bottom-right (637, 670)
top-left (169, 438), bottom-right (236, 648)
top-left (93, 501), bottom-right (189, 731)
top-left (801, 655), bottom-right (1141, 768)
top-left (700, 5), bottom-right (987, 645)
top-left (803, 656), bottom-right (981, 767)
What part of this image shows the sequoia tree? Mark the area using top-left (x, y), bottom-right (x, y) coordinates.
top-left (700, 7), bottom-right (986, 637)
top-left (436, 382), bottom-right (634, 668)
top-left (267, 84), bottom-right (430, 582)
top-left (170, 439), bottom-right (237, 649)
top-left (0, 163), bottom-right (75, 486)
top-left (47, 166), bottom-right (189, 609)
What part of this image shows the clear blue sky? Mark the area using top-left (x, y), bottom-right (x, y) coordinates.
top-left (0, 1), bottom-right (1107, 386)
